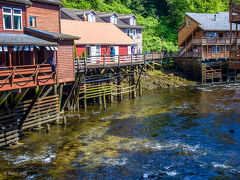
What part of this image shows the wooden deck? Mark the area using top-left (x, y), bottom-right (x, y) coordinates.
top-left (75, 53), bottom-right (165, 72)
top-left (0, 64), bottom-right (56, 91)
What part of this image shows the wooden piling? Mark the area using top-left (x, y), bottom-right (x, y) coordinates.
top-left (83, 84), bottom-right (87, 111)
top-left (46, 124), bottom-right (50, 133)
top-left (117, 75), bottom-right (122, 102)
top-left (131, 73), bottom-right (136, 99)
top-left (139, 76), bottom-right (142, 97)
top-left (103, 87), bottom-right (106, 110)
top-left (63, 117), bottom-right (67, 125)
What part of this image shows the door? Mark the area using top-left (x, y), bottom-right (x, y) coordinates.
top-left (114, 46), bottom-right (119, 55)
top-left (86, 46), bottom-right (91, 56)
top-left (91, 46), bottom-right (97, 63)
top-left (128, 46), bottom-right (131, 55)
top-left (114, 46), bottom-right (119, 62)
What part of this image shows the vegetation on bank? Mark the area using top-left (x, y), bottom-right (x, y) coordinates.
top-left (61, 0), bottom-right (229, 52)
top-left (141, 70), bottom-right (196, 90)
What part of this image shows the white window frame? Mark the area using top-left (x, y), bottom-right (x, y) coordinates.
top-left (96, 45), bottom-right (101, 56)
top-left (88, 13), bottom-right (95, 22)
top-left (130, 17), bottom-right (135, 26)
top-left (2, 7), bottom-right (13, 30)
top-left (110, 15), bottom-right (117, 24)
top-left (187, 20), bottom-right (191, 27)
top-left (13, 8), bottom-right (22, 31)
top-left (132, 29), bottom-right (136, 39)
top-left (126, 29), bottom-right (130, 36)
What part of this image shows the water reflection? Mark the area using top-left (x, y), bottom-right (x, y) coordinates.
top-left (0, 84), bottom-right (239, 179)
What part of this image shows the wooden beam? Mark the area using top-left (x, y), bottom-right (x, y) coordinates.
top-left (40, 86), bottom-right (52, 100)
top-left (9, 50), bottom-right (12, 66)
top-left (61, 76), bottom-right (79, 111)
top-left (0, 93), bottom-right (11, 106)
top-left (18, 86), bottom-right (45, 130)
top-left (12, 88), bottom-right (29, 109)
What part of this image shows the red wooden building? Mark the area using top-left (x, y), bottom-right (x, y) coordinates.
top-left (61, 19), bottom-right (136, 61)
top-left (0, 0), bottom-right (79, 91)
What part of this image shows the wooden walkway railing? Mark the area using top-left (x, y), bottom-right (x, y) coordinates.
top-left (75, 53), bottom-right (174, 71)
top-left (0, 64), bottom-right (56, 91)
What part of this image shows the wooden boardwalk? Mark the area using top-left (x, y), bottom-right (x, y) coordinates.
top-left (75, 53), bottom-right (170, 72)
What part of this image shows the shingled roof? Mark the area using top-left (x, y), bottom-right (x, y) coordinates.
top-left (186, 12), bottom-right (240, 31)
top-left (0, 33), bottom-right (57, 46)
top-left (61, 8), bottom-right (144, 29)
top-left (2, 0), bottom-right (32, 5)
top-left (30, 0), bottom-right (63, 5)
top-left (24, 27), bottom-right (79, 40)
top-left (61, 19), bottom-right (136, 45)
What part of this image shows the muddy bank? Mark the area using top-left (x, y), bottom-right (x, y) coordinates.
top-left (141, 70), bottom-right (196, 90)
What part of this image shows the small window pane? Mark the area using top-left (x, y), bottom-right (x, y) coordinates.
top-left (3, 15), bottom-right (12, 29)
top-left (13, 9), bottom-right (21, 14)
top-left (30, 17), bottom-right (36, 27)
top-left (127, 30), bottom-right (130, 36)
top-left (3, 8), bottom-right (11, 13)
top-left (14, 15), bottom-right (22, 30)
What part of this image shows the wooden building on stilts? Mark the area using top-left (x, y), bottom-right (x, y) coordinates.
top-left (0, 0), bottom-right (158, 148)
top-left (176, 11), bottom-right (240, 83)
top-left (229, 0), bottom-right (240, 79)
top-left (0, 0), bottom-right (79, 148)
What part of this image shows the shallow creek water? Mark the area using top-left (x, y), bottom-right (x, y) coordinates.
top-left (0, 84), bottom-right (240, 179)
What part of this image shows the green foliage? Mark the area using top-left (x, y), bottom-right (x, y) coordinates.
top-left (81, 50), bottom-right (86, 58)
top-left (62, 0), bottom-right (229, 52)
top-left (74, 42), bottom-right (77, 59)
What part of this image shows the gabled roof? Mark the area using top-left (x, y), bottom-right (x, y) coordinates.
top-left (118, 14), bottom-right (136, 19)
top-left (61, 8), bottom-right (83, 21)
top-left (61, 19), bottom-right (136, 45)
top-left (0, 33), bottom-right (57, 46)
top-left (2, 0), bottom-right (32, 5)
top-left (96, 12), bottom-right (118, 18)
top-left (60, 8), bottom-right (144, 29)
top-left (30, 0), bottom-right (63, 5)
top-left (24, 27), bottom-right (79, 40)
top-left (186, 12), bottom-right (240, 31)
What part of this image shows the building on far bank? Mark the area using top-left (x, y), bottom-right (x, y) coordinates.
top-left (178, 12), bottom-right (240, 60)
top-left (176, 12), bottom-right (240, 82)
top-left (60, 8), bottom-right (143, 53)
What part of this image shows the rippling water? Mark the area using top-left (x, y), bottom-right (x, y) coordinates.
top-left (0, 84), bottom-right (240, 179)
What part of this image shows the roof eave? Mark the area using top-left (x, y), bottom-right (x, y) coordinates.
top-left (30, 0), bottom-right (63, 6)
top-left (1, 0), bottom-right (32, 5)
top-left (75, 42), bottom-right (137, 45)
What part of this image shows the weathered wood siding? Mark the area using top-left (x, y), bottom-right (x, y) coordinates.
top-left (27, 2), bottom-right (60, 32)
top-left (119, 45), bottom-right (128, 54)
top-left (178, 16), bottom-right (199, 46)
top-left (0, 3), bottom-right (27, 33)
top-left (57, 40), bottom-right (75, 83)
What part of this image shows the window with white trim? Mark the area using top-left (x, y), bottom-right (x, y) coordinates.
top-left (187, 20), bottom-right (191, 27)
top-left (88, 13), bottom-right (95, 22)
top-left (3, 7), bottom-right (12, 30)
top-left (13, 9), bottom-right (22, 30)
top-left (132, 29), bottom-right (136, 39)
top-left (126, 29), bottom-right (130, 36)
top-left (96, 45), bottom-right (101, 55)
top-left (130, 17), bottom-right (135, 25)
top-left (110, 15), bottom-right (117, 24)
top-left (2, 7), bottom-right (22, 30)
